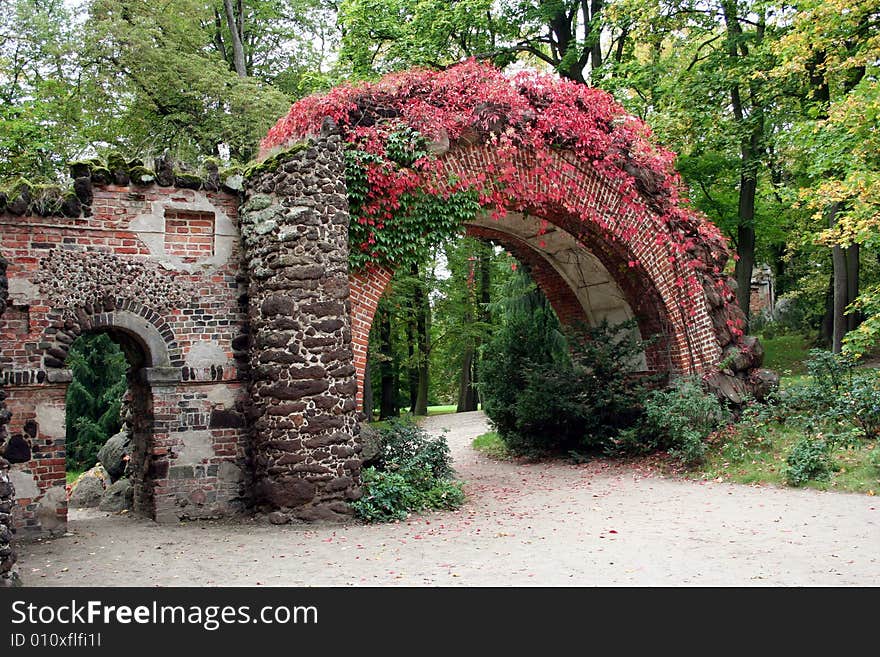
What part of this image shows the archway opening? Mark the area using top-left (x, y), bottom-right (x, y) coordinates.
top-left (357, 211), bottom-right (664, 425)
top-left (64, 326), bottom-right (156, 518)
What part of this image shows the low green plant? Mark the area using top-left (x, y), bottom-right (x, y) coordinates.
top-left (371, 418), bottom-right (453, 479)
top-left (352, 418), bottom-right (464, 522)
top-left (352, 466), bottom-right (465, 522)
top-left (780, 350), bottom-right (880, 441)
top-left (471, 431), bottom-right (510, 460)
top-left (639, 378), bottom-right (730, 466)
top-left (870, 447), bottom-right (880, 475)
top-left (351, 468), bottom-right (418, 522)
top-left (785, 437), bottom-right (832, 486)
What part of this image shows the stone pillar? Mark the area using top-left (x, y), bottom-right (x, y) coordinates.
top-left (0, 254), bottom-right (20, 587)
top-left (240, 132), bottom-right (362, 522)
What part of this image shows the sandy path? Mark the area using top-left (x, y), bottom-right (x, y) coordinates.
top-left (16, 411), bottom-right (880, 586)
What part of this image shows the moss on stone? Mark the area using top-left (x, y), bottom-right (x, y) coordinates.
top-left (91, 167), bottom-right (112, 185)
top-left (10, 178), bottom-right (34, 196)
top-left (107, 152), bottom-right (128, 174)
top-left (68, 161), bottom-right (94, 179)
top-left (174, 171), bottom-right (203, 189)
top-left (129, 166), bottom-right (156, 185)
top-left (243, 142), bottom-right (310, 179)
top-left (219, 164), bottom-right (244, 179)
top-left (202, 157), bottom-right (222, 172)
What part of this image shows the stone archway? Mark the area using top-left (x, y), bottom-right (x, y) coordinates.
top-left (43, 307), bottom-right (179, 520)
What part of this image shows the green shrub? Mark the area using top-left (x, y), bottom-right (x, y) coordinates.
top-left (371, 418), bottom-right (453, 479)
top-left (785, 437), bottom-right (832, 486)
top-left (837, 373), bottom-right (880, 440)
top-left (352, 418), bottom-right (464, 522)
top-left (482, 318), bottom-right (655, 455)
top-left (870, 447), bottom-right (880, 475)
top-left (781, 350), bottom-right (880, 440)
top-left (351, 468), bottom-right (417, 522)
top-left (639, 378), bottom-right (729, 466)
top-left (352, 466), bottom-right (465, 522)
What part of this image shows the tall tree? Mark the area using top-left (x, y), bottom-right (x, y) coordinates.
top-left (773, 0), bottom-right (878, 352)
top-left (338, 0), bottom-right (610, 83)
top-left (0, 0), bottom-right (82, 179)
top-left (80, 0), bottom-right (291, 162)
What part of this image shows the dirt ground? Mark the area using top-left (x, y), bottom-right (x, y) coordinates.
top-left (16, 411), bottom-right (880, 586)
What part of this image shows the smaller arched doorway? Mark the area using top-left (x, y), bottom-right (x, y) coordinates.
top-left (61, 310), bottom-right (179, 519)
top-left (2, 307), bottom-right (185, 535)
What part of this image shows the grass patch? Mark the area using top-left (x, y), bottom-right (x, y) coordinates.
top-left (691, 424), bottom-right (879, 494)
top-left (427, 404), bottom-right (458, 416)
top-left (760, 334), bottom-right (811, 375)
top-left (472, 431), bottom-right (510, 460)
top-left (66, 470), bottom-right (84, 485)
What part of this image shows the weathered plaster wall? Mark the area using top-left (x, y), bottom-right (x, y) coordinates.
top-left (0, 173), bottom-right (251, 536)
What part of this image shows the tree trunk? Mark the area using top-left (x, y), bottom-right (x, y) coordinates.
top-left (846, 243), bottom-right (860, 333)
top-left (829, 203), bottom-right (848, 353)
top-left (222, 0), bottom-right (247, 77)
top-left (378, 307), bottom-right (396, 420)
top-left (590, 0), bottom-right (604, 72)
top-left (406, 311), bottom-right (417, 414)
top-left (820, 273), bottom-right (834, 347)
top-left (734, 221), bottom-right (756, 321)
top-left (722, 0), bottom-right (762, 324)
top-left (457, 347), bottom-right (477, 412)
top-left (475, 242), bottom-right (492, 408)
top-left (413, 267), bottom-right (430, 416)
top-left (362, 361), bottom-right (373, 422)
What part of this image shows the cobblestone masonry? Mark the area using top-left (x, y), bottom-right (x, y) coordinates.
top-left (239, 132), bottom-right (362, 522)
top-left (0, 253), bottom-right (20, 586)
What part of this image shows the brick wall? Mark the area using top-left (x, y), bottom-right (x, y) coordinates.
top-left (348, 265), bottom-right (393, 411)
top-left (164, 209), bottom-right (216, 262)
top-left (0, 179), bottom-right (251, 536)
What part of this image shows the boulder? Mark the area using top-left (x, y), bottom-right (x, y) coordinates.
top-left (359, 423), bottom-right (382, 466)
top-left (68, 465), bottom-right (108, 508)
top-left (98, 478), bottom-right (133, 512)
top-left (705, 372), bottom-right (750, 406)
top-left (98, 430), bottom-right (131, 481)
top-left (751, 369), bottom-right (780, 401)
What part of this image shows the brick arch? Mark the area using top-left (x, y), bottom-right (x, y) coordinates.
top-left (348, 145), bottom-right (725, 410)
top-left (464, 225), bottom-right (588, 327)
top-left (463, 223), bottom-right (673, 372)
top-left (40, 303), bottom-right (183, 372)
top-left (432, 144), bottom-right (722, 375)
top-left (349, 219), bottom-right (672, 411)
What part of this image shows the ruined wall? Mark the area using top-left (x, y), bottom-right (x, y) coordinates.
top-left (240, 133), bottom-right (362, 523)
top-left (0, 253), bottom-right (20, 586)
top-left (0, 164), bottom-right (251, 535)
